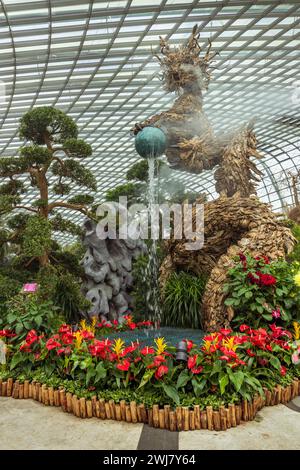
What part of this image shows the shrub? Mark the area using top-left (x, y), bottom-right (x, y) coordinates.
top-left (223, 253), bottom-right (300, 328)
top-left (162, 271), bottom-right (207, 329)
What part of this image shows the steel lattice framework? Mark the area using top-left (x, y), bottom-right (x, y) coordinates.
top-left (0, 0), bottom-right (299, 243)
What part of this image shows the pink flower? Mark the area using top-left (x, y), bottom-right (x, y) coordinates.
top-left (272, 309), bottom-right (281, 319)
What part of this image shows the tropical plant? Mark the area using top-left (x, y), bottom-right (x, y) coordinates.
top-left (0, 293), bottom-right (61, 343)
top-left (223, 253), bottom-right (300, 328)
top-left (162, 271), bottom-right (207, 329)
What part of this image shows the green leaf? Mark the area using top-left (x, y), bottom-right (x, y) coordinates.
top-left (269, 356), bottom-right (281, 371)
top-left (191, 378), bottom-right (207, 397)
top-left (229, 370), bottom-right (244, 392)
top-left (161, 383), bottom-right (180, 406)
top-left (10, 352), bottom-right (25, 370)
top-left (224, 298), bottom-right (235, 306)
top-left (219, 374), bottom-right (229, 395)
top-left (176, 369), bottom-right (190, 389)
top-left (137, 369), bottom-right (155, 389)
top-left (85, 367), bottom-right (96, 387)
top-left (95, 362), bottom-right (107, 383)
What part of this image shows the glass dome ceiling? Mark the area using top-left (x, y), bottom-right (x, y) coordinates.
top-left (0, 0), bottom-right (299, 243)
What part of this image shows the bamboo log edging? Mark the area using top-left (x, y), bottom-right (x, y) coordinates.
top-left (1, 377), bottom-right (299, 432)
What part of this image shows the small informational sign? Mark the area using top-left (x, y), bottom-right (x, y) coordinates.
top-left (22, 283), bottom-right (38, 293)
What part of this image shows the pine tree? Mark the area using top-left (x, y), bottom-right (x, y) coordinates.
top-left (0, 106), bottom-right (96, 268)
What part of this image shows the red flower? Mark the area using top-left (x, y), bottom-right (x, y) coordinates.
top-left (184, 340), bottom-right (194, 352)
top-left (134, 356), bottom-right (142, 363)
top-left (187, 354), bottom-right (198, 370)
top-left (25, 329), bottom-right (39, 345)
top-left (191, 365), bottom-right (203, 374)
top-left (20, 342), bottom-right (31, 352)
top-left (153, 355), bottom-right (166, 366)
top-left (239, 324), bottom-right (250, 332)
top-left (56, 348), bottom-right (65, 356)
top-left (80, 330), bottom-right (94, 340)
top-left (0, 329), bottom-right (16, 338)
top-left (280, 365), bottom-right (287, 376)
top-left (121, 345), bottom-right (137, 356)
top-left (46, 337), bottom-right (61, 351)
top-left (128, 322), bottom-right (137, 330)
top-left (59, 324), bottom-right (72, 334)
top-left (259, 273), bottom-right (276, 286)
top-left (61, 331), bottom-right (74, 345)
top-left (239, 252), bottom-right (246, 262)
top-left (141, 346), bottom-right (155, 355)
top-left (117, 359), bottom-right (131, 371)
top-left (246, 348), bottom-right (256, 357)
top-left (112, 320), bottom-right (119, 326)
top-left (220, 355), bottom-right (230, 362)
top-left (219, 328), bottom-right (232, 336)
top-left (155, 365), bottom-right (168, 379)
top-left (247, 272), bottom-right (261, 285)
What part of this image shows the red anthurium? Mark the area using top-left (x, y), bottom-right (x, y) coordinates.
top-left (191, 365), bottom-right (203, 374)
top-left (56, 348), bottom-right (66, 356)
top-left (220, 355), bottom-right (230, 362)
top-left (117, 359), bottom-right (131, 371)
top-left (154, 364), bottom-right (168, 379)
top-left (61, 331), bottom-right (74, 345)
top-left (153, 355), bottom-right (166, 367)
top-left (219, 328), bottom-right (232, 336)
top-left (25, 329), bottom-right (39, 345)
top-left (59, 324), bottom-right (72, 334)
top-left (0, 329), bottom-right (16, 338)
top-left (20, 342), bottom-right (31, 352)
top-left (80, 330), bottom-right (94, 340)
top-left (121, 345), bottom-right (137, 356)
top-left (141, 346), bottom-right (155, 355)
top-left (187, 354), bottom-right (198, 370)
top-left (246, 348), bottom-right (256, 357)
top-left (239, 324), bottom-right (250, 332)
top-left (46, 337), bottom-right (61, 351)
top-left (184, 340), bottom-right (194, 352)
top-left (280, 365), bottom-right (287, 376)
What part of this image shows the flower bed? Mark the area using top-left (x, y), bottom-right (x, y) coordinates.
top-left (0, 376), bottom-right (299, 431)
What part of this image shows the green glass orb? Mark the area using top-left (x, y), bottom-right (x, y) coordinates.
top-left (135, 126), bottom-right (166, 159)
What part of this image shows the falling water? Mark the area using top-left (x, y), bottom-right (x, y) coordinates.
top-left (144, 156), bottom-right (161, 331)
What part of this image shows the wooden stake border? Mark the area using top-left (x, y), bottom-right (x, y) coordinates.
top-left (0, 377), bottom-right (299, 432)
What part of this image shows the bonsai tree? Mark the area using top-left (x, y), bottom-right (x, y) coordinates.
top-left (0, 106), bottom-right (96, 268)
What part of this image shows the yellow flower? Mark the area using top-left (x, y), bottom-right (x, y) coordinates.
top-left (74, 331), bottom-right (83, 349)
top-left (80, 319), bottom-right (87, 330)
top-left (222, 337), bottom-right (238, 352)
top-left (113, 338), bottom-right (125, 357)
top-left (154, 337), bottom-right (167, 355)
top-left (293, 322), bottom-right (300, 340)
top-left (294, 272), bottom-right (300, 287)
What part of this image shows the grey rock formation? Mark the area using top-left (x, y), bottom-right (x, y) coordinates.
top-left (81, 218), bottom-right (146, 322)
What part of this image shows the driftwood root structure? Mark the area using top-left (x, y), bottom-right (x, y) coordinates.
top-left (160, 194), bottom-right (295, 331)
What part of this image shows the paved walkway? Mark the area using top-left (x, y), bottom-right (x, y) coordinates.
top-left (0, 397), bottom-right (299, 450)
